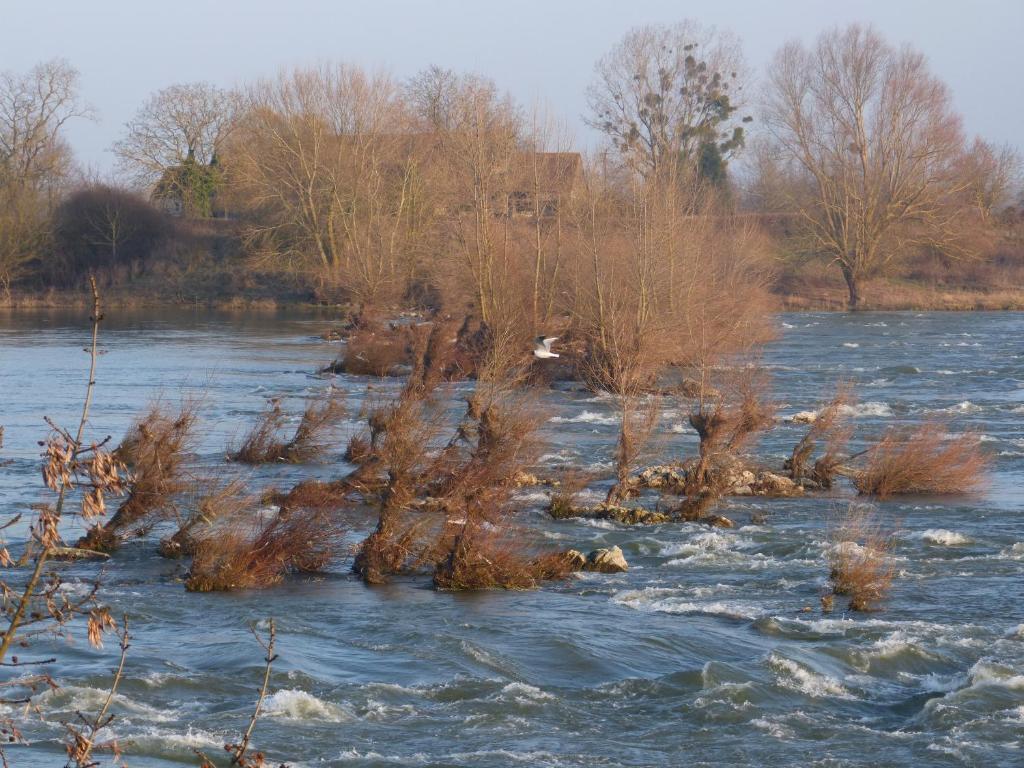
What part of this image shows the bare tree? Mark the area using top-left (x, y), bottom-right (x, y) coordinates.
top-left (404, 64), bottom-right (462, 132)
top-left (229, 64), bottom-right (432, 307)
top-left (432, 73), bottom-right (522, 329)
top-left (762, 24), bottom-right (971, 308)
top-left (0, 59), bottom-right (89, 294)
top-left (957, 138), bottom-right (1021, 224)
top-left (113, 82), bottom-right (239, 186)
top-left (586, 21), bottom-right (749, 180)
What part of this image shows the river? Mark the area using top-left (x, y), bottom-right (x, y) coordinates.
top-left (1, 309), bottom-right (1022, 767)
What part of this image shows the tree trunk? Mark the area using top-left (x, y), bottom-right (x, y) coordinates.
top-left (840, 264), bottom-right (860, 311)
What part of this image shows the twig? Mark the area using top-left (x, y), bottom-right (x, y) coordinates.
top-left (64, 615), bottom-right (130, 768)
top-left (0, 276), bottom-right (102, 665)
top-left (229, 618), bottom-right (277, 766)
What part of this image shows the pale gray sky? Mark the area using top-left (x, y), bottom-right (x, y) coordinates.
top-left (5, 0), bottom-right (1022, 174)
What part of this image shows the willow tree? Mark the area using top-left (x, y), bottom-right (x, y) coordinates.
top-left (762, 25), bottom-right (970, 309)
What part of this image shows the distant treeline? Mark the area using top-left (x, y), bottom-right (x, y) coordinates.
top-left (1, 21), bottom-right (1021, 313)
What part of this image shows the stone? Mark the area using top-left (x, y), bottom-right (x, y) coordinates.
top-left (584, 545), bottom-right (628, 573)
top-left (751, 471), bottom-right (803, 497)
top-left (593, 504), bottom-right (670, 525)
top-left (561, 549), bottom-right (587, 571)
top-left (790, 411), bottom-right (818, 424)
top-left (703, 514), bottom-right (735, 528)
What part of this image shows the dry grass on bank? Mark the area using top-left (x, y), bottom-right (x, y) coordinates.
top-left (230, 392), bottom-right (345, 464)
top-left (827, 505), bottom-right (896, 612)
top-left (854, 420), bottom-right (990, 498)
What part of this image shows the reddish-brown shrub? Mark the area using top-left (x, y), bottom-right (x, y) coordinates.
top-left (185, 508), bottom-right (344, 592)
top-left (231, 392), bottom-right (345, 464)
top-left (78, 400), bottom-right (199, 551)
top-left (159, 477), bottom-right (255, 558)
top-left (854, 420), bottom-right (990, 497)
top-left (789, 385), bottom-right (853, 486)
top-left (827, 505), bottom-right (896, 611)
top-left (433, 522), bottom-right (574, 590)
top-left (336, 327), bottom-right (414, 377)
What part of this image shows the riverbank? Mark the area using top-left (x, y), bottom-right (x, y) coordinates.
top-left (6, 280), bottom-right (1024, 312)
top-left (776, 280), bottom-right (1024, 311)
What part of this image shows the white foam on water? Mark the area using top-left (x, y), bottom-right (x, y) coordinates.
top-left (920, 529), bottom-right (972, 546)
top-left (1002, 542), bottom-right (1024, 559)
top-left (38, 685), bottom-right (178, 723)
top-left (121, 725), bottom-right (224, 752)
top-left (495, 681), bottom-right (555, 704)
top-left (842, 342), bottom-right (860, 348)
top-left (263, 689), bottom-right (351, 722)
top-left (966, 661), bottom-right (1024, 691)
top-left (751, 716), bottom-right (796, 739)
top-left (613, 588), bottom-right (764, 619)
top-left (549, 410), bottom-right (618, 426)
top-left (537, 450), bottom-right (574, 464)
top-left (838, 402), bottom-right (893, 418)
top-left (337, 749), bottom-right (427, 764)
top-left (768, 653), bottom-right (854, 699)
top-left (513, 490), bottom-right (550, 504)
top-left (931, 400), bottom-right (982, 414)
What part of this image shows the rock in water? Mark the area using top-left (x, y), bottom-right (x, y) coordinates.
top-left (560, 549), bottom-right (587, 571)
top-left (751, 471), bottom-right (803, 497)
top-left (584, 545), bottom-right (628, 573)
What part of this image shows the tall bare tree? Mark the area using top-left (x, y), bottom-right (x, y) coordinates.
top-left (586, 21), bottom-right (749, 181)
top-left (762, 24), bottom-right (971, 308)
top-left (431, 73), bottom-right (522, 329)
top-left (113, 82), bottom-right (239, 186)
top-left (229, 64), bottom-right (432, 307)
top-left (0, 59), bottom-right (89, 293)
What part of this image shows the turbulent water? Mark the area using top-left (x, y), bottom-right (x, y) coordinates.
top-left (1, 309), bottom-right (1022, 767)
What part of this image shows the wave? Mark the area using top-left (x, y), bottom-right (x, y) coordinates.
top-left (838, 401), bottom-right (893, 418)
top-left (119, 725), bottom-right (224, 753)
top-left (494, 681), bottom-right (555, 705)
top-left (919, 529), bottom-right (972, 546)
top-left (613, 588), bottom-right (764, 620)
top-left (264, 689), bottom-right (351, 722)
top-left (38, 685), bottom-right (177, 723)
top-left (768, 653), bottom-right (854, 699)
top-left (549, 410), bottom-right (618, 426)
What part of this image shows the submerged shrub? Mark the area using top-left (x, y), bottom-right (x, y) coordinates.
top-left (231, 392), bottom-right (345, 464)
top-left (827, 505), bottom-right (896, 612)
top-left (432, 522), bottom-right (575, 591)
top-left (185, 508), bottom-right (343, 592)
top-left (854, 420), bottom-right (989, 498)
top-left (159, 477), bottom-right (255, 559)
top-left (79, 399), bottom-right (198, 551)
top-left (789, 385), bottom-right (853, 486)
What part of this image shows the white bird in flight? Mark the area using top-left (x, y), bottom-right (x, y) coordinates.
top-left (533, 336), bottom-right (560, 359)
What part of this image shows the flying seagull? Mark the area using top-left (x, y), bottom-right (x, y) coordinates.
top-left (533, 336), bottom-right (560, 359)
